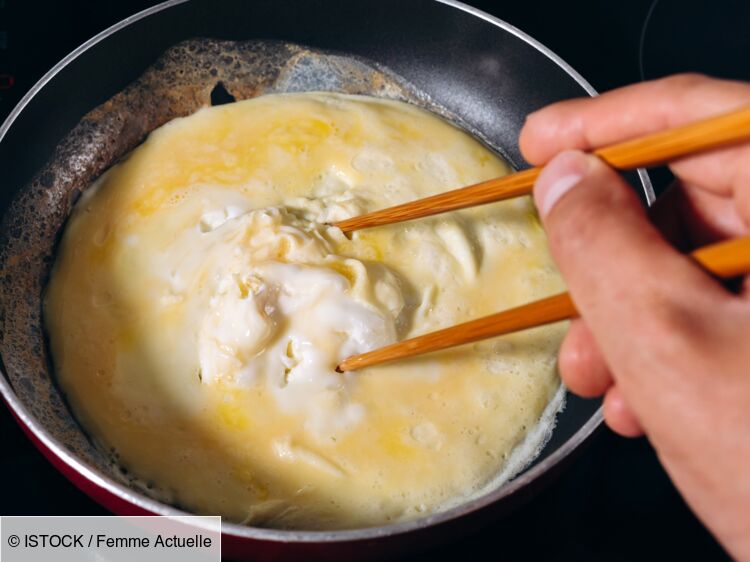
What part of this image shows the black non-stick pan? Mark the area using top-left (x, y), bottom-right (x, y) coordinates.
top-left (0, 1), bottom-right (653, 560)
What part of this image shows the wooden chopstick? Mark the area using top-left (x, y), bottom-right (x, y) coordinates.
top-left (332, 105), bottom-right (750, 234)
top-left (336, 235), bottom-right (750, 372)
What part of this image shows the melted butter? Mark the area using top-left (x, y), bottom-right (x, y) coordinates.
top-left (44, 93), bottom-right (567, 529)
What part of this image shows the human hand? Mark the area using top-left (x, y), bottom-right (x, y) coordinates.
top-left (519, 74), bottom-right (750, 560)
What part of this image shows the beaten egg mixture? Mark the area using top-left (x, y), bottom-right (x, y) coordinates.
top-left (45, 93), bottom-right (566, 529)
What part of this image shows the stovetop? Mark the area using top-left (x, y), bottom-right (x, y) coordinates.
top-left (1, 1), bottom-right (743, 559)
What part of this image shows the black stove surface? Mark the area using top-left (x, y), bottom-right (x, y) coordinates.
top-left (1, 1), bottom-right (741, 560)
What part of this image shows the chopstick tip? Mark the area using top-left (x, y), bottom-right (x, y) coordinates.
top-left (327, 221), bottom-right (353, 239)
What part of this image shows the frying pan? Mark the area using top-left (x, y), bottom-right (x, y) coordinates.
top-left (0, 1), bottom-right (654, 560)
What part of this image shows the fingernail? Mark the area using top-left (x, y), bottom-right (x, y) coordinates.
top-left (533, 150), bottom-right (589, 218)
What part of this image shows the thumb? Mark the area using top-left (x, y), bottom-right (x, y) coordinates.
top-left (533, 150), bottom-right (726, 383)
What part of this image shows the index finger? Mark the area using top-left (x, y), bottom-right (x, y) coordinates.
top-left (519, 74), bottom-right (750, 198)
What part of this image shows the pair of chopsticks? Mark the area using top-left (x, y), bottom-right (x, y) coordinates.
top-left (335, 106), bottom-right (750, 372)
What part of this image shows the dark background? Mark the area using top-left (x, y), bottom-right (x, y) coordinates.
top-left (1, 0), bottom-right (747, 560)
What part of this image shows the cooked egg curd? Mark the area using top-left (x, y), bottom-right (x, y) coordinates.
top-left (45, 93), bottom-right (567, 529)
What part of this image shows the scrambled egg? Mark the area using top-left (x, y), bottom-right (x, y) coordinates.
top-left (45, 93), bottom-right (567, 529)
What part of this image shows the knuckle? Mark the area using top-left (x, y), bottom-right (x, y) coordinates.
top-left (521, 108), bottom-right (568, 161)
top-left (603, 402), bottom-right (642, 438)
top-left (558, 362), bottom-right (592, 396)
top-left (557, 336), bottom-right (583, 382)
top-left (558, 334), bottom-right (610, 397)
top-left (559, 363), bottom-right (607, 398)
